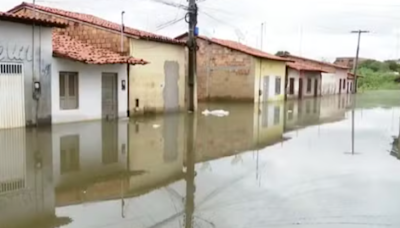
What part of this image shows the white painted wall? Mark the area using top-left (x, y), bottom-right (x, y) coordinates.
top-left (52, 59), bottom-right (127, 123)
top-left (287, 69), bottom-right (320, 99)
top-left (321, 69), bottom-right (348, 95)
top-left (302, 72), bottom-right (320, 97)
top-left (0, 21), bottom-right (53, 126)
top-left (287, 69), bottom-right (300, 99)
top-left (51, 121), bottom-right (128, 187)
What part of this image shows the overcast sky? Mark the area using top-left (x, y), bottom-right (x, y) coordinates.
top-left (2, 0), bottom-right (400, 61)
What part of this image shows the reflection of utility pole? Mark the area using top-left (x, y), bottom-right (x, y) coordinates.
top-left (184, 115), bottom-right (196, 228)
top-left (351, 30), bottom-right (369, 94)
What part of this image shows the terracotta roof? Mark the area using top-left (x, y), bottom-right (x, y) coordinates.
top-left (53, 32), bottom-right (148, 65)
top-left (348, 72), bottom-right (362, 79)
top-left (175, 32), bottom-right (288, 61)
top-left (8, 2), bottom-right (186, 46)
top-left (283, 54), bottom-right (349, 70)
top-left (287, 62), bottom-right (327, 72)
top-left (0, 11), bottom-right (67, 27)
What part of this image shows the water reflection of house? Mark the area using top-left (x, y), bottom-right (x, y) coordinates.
top-left (284, 95), bottom-right (351, 132)
top-left (196, 103), bottom-right (286, 163)
top-left (0, 128), bottom-right (67, 228)
top-left (52, 121), bottom-right (131, 206)
top-left (127, 115), bottom-right (185, 195)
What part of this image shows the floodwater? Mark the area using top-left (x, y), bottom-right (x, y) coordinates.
top-left (1, 91), bottom-right (400, 228)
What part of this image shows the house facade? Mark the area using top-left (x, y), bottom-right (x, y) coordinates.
top-left (176, 34), bottom-right (288, 103)
top-left (0, 12), bottom-right (66, 129)
top-left (51, 32), bottom-right (146, 124)
top-left (285, 62), bottom-right (325, 100)
top-left (278, 54), bottom-right (351, 96)
top-left (9, 2), bottom-right (188, 116)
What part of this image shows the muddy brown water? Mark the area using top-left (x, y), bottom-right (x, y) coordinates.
top-left (1, 91), bottom-right (400, 228)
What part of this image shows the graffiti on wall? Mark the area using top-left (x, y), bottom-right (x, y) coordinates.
top-left (0, 42), bottom-right (32, 62)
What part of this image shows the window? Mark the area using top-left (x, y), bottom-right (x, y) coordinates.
top-left (59, 72), bottom-right (79, 110)
top-left (274, 106), bottom-right (281, 125)
top-left (307, 78), bottom-right (312, 92)
top-left (0, 63), bottom-right (22, 74)
top-left (289, 78), bottom-right (295, 95)
top-left (342, 79), bottom-right (346, 89)
top-left (275, 77), bottom-right (281, 95)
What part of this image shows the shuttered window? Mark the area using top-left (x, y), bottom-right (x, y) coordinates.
top-left (59, 72), bottom-right (79, 110)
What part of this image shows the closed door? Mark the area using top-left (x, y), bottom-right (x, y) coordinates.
top-left (298, 78), bottom-right (303, 99)
top-left (263, 76), bottom-right (269, 102)
top-left (314, 78), bottom-right (318, 97)
top-left (102, 73), bottom-right (118, 120)
top-left (0, 63), bottom-right (25, 129)
top-left (164, 61), bottom-right (179, 112)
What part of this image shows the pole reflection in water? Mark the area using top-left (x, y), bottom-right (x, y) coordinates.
top-left (184, 114), bottom-right (196, 228)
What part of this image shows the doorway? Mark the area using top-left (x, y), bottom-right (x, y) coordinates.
top-left (314, 78), bottom-right (318, 97)
top-left (298, 78), bottom-right (303, 99)
top-left (339, 79), bottom-right (342, 94)
top-left (101, 73), bottom-right (118, 120)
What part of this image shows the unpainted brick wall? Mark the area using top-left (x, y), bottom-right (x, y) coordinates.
top-left (13, 8), bottom-right (130, 54)
top-left (196, 38), bottom-right (254, 101)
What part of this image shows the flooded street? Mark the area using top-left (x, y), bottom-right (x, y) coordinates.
top-left (2, 91), bottom-right (400, 228)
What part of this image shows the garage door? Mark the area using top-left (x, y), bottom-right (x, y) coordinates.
top-left (0, 63), bottom-right (25, 129)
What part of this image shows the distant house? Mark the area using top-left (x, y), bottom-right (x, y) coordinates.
top-left (278, 54), bottom-right (351, 95)
top-left (9, 2), bottom-right (188, 116)
top-left (334, 57), bottom-right (370, 70)
top-left (176, 33), bottom-right (288, 102)
top-left (285, 62), bottom-right (326, 99)
top-left (0, 12), bottom-right (66, 129)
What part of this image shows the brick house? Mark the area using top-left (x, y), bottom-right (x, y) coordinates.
top-left (278, 53), bottom-right (351, 95)
top-left (176, 33), bottom-right (288, 102)
top-left (9, 2), bottom-right (188, 116)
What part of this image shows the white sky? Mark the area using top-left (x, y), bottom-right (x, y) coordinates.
top-left (2, 0), bottom-right (400, 61)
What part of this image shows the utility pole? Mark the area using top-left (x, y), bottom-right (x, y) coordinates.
top-left (187, 0), bottom-right (198, 112)
top-left (347, 30), bottom-right (368, 155)
top-left (351, 30), bottom-right (369, 94)
top-left (121, 11), bottom-right (125, 53)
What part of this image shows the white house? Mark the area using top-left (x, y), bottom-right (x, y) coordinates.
top-left (51, 31), bottom-right (147, 124)
top-left (286, 62), bottom-right (325, 99)
top-left (278, 53), bottom-right (351, 97)
top-left (0, 12), bottom-right (66, 129)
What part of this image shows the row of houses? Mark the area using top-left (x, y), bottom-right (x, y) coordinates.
top-left (0, 2), bottom-right (357, 129)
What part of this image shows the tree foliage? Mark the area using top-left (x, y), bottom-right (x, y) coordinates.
top-left (357, 60), bottom-right (400, 90)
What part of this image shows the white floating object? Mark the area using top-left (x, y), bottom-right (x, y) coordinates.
top-left (202, 109), bottom-right (229, 117)
top-left (288, 110), bottom-right (293, 113)
top-left (153, 124), bottom-right (160, 128)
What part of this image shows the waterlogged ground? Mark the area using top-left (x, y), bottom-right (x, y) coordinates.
top-left (1, 91), bottom-right (400, 228)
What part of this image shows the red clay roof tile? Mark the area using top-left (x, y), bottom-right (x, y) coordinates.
top-left (176, 32), bottom-right (287, 61)
top-left (283, 54), bottom-right (349, 70)
top-left (53, 31), bottom-right (147, 65)
top-left (9, 2), bottom-right (186, 46)
top-left (0, 11), bottom-right (67, 27)
top-left (287, 62), bottom-right (327, 72)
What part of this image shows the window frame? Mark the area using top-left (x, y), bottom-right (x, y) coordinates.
top-left (59, 71), bottom-right (79, 110)
top-left (275, 77), bottom-right (281, 95)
